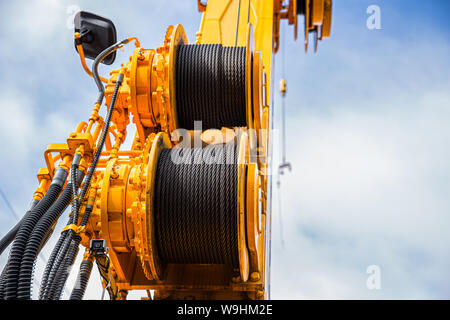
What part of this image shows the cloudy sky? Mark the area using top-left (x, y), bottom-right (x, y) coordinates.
top-left (0, 0), bottom-right (449, 299)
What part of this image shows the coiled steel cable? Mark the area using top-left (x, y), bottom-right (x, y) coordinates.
top-left (154, 144), bottom-right (239, 268)
top-left (175, 44), bottom-right (247, 130)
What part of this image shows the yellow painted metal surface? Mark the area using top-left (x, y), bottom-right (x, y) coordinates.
top-left (198, 0), bottom-right (275, 100)
top-left (26, 0), bottom-right (332, 300)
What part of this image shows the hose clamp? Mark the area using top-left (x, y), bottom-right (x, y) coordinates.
top-left (61, 224), bottom-right (86, 234)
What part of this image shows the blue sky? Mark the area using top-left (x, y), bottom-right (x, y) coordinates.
top-left (0, 0), bottom-right (449, 299)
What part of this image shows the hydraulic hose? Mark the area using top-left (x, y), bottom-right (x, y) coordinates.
top-left (92, 38), bottom-right (131, 103)
top-left (39, 157), bottom-right (84, 300)
top-left (38, 157), bottom-right (82, 300)
top-left (69, 258), bottom-right (93, 300)
top-left (39, 160), bottom-right (82, 300)
top-left (0, 199), bottom-right (39, 256)
top-left (16, 170), bottom-right (84, 299)
top-left (0, 200), bottom-right (38, 299)
top-left (79, 68), bottom-right (125, 227)
top-left (38, 223), bottom-right (67, 299)
top-left (39, 203), bottom-right (91, 300)
top-left (68, 202), bottom-right (94, 300)
top-left (49, 237), bottom-right (80, 300)
top-left (39, 229), bottom-right (71, 299)
top-left (0, 267), bottom-right (6, 299)
top-left (4, 168), bottom-right (67, 300)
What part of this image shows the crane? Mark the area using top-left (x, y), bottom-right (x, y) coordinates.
top-left (0, 0), bottom-right (332, 300)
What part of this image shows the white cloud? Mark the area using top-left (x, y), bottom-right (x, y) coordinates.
top-left (0, 88), bottom-right (37, 159)
top-left (270, 72), bottom-right (450, 299)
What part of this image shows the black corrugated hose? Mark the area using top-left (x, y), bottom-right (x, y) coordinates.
top-left (0, 199), bottom-right (39, 256)
top-left (0, 265), bottom-right (6, 299)
top-left (39, 228), bottom-right (72, 299)
top-left (49, 237), bottom-right (80, 300)
top-left (38, 203), bottom-right (91, 299)
top-left (0, 200), bottom-right (39, 300)
top-left (68, 202), bottom-right (94, 300)
top-left (37, 221), bottom-right (67, 299)
top-left (69, 258), bottom-right (93, 300)
top-left (39, 157), bottom-right (83, 300)
top-left (16, 169), bottom-right (84, 299)
top-left (38, 156), bottom-right (82, 299)
top-left (3, 168), bottom-right (68, 300)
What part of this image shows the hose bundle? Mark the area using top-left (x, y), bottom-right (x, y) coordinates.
top-left (3, 169), bottom-right (67, 300)
top-left (1, 39), bottom-right (128, 300)
top-left (49, 238), bottom-right (80, 300)
top-left (38, 222), bottom-right (74, 300)
top-left (39, 51), bottom-right (125, 299)
top-left (154, 144), bottom-right (239, 269)
top-left (0, 199), bottom-right (39, 256)
top-left (16, 171), bottom-right (83, 299)
top-left (175, 44), bottom-right (247, 130)
top-left (38, 161), bottom-right (84, 300)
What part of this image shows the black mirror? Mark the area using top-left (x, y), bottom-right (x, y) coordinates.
top-left (74, 11), bottom-right (117, 65)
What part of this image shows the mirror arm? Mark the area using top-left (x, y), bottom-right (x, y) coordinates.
top-left (74, 32), bottom-right (108, 83)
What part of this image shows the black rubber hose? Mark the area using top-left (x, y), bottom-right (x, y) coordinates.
top-left (38, 225), bottom-right (67, 299)
top-left (79, 71), bottom-right (124, 228)
top-left (50, 236), bottom-right (80, 300)
top-left (16, 170), bottom-right (84, 299)
top-left (39, 230), bottom-right (70, 299)
top-left (45, 164), bottom-right (83, 299)
top-left (0, 199), bottom-right (39, 256)
top-left (40, 159), bottom-right (83, 300)
top-left (4, 168), bottom-right (67, 300)
top-left (80, 78), bottom-right (124, 222)
top-left (69, 258), bottom-right (93, 300)
top-left (38, 158), bottom-right (82, 300)
top-left (0, 266), bottom-right (6, 299)
top-left (70, 154), bottom-right (82, 226)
